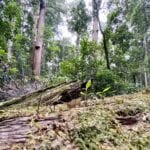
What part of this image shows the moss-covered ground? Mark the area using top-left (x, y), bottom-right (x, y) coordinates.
top-left (0, 92), bottom-right (149, 150)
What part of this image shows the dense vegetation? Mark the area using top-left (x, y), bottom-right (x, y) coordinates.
top-left (0, 0), bottom-right (149, 92)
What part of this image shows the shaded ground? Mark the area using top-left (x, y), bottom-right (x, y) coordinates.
top-left (0, 92), bottom-right (149, 149)
top-left (75, 93), bottom-right (150, 149)
top-left (0, 81), bottom-right (45, 102)
top-left (0, 115), bottom-right (63, 149)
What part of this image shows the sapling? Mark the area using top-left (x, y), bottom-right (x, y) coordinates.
top-left (96, 87), bottom-right (111, 99)
top-left (80, 80), bottom-right (92, 106)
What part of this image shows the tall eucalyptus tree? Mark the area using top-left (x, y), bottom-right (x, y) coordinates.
top-left (32, 0), bottom-right (46, 76)
top-left (92, 0), bottom-right (110, 69)
top-left (31, 0), bottom-right (66, 76)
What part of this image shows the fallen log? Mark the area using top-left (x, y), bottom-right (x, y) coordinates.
top-left (0, 90), bottom-right (11, 101)
top-left (0, 81), bottom-right (82, 109)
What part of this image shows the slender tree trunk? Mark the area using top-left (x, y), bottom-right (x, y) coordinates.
top-left (92, 0), bottom-right (110, 69)
top-left (7, 39), bottom-right (13, 61)
top-left (32, 0), bottom-right (46, 76)
top-left (7, 18), bottom-right (15, 62)
top-left (92, 16), bottom-right (99, 42)
top-left (97, 15), bottom-right (110, 69)
top-left (133, 74), bottom-right (136, 84)
top-left (92, 0), bottom-right (99, 42)
top-left (144, 68), bottom-right (148, 88)
top-left (76, 33), bottom-right (80, 55)
top-left (144, 36), bottom-right (148, 87)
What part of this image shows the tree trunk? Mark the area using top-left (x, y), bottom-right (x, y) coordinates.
top-left (7, 39), bottom-right (13, 61)
top-left (101, 30), bottom-right (110, 70)
top-left (144, 68), bottom-right (148, 88)
top-left (92, 0), bottom-right (99, 42)
top-left (7, 18), bottom-right (15, 62)
top-left (92, 0), bottom-right (110, 69)
top-left (76, 33), bottom-right (80, 55)
top-left (0, 81), bottom-right (82, 108)
top-left (97, 14), bottom-right (110, 69)
top-left (92, 16), bottom-right (99, 42)
top-left (143, 36), bottom-right (148, 88)
top-left (32, 0), bottom-right (46, 76)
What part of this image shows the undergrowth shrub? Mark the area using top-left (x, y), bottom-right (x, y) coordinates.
top-left (74, 126), bottom-right (101, 150)
top-left (94, 70), bottom-right (137, 95)
top-left (60, 38), bottom-right (102, 81)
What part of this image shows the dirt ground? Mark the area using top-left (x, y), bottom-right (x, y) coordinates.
top-left (0, 92), bottom-right (149, 149)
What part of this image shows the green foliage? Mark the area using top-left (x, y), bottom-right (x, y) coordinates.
top-left (9, 67), bottom-right (18, 75)
top-left (60, 57), bottom-right (80, 79)
top-left (68, 0), bottom-right (91, 35)
top-left (107, 0), bottom-right (150, 88)
top-left (107, 10), bottom-right (119, 24)
top-left (47, 42), bottom-right (60, 59)
top-left (0, 60), bottom-right (17, 86)
top-left (13, 34), bottom-right (31, 76)
top-left (111, 24), bottom-right (133, 53)
top-left (96, 87), bottom-right (111, 98)
top-left (103, 87), bottom-right (111, 93)
top-left (121, 82), bottom-right (137, 94)
top-left (95, 70), bottom-right (117, 94)
top-left (74, 97), bottom-right (150, 150)
top-left (0, 49), bottom-right (7, 61)
top-left (0, 0), bottom-right (21, 51)
top-left (46, 0), bottom-right (67, 29)
top-left (79, 38), bottom-right (102, 81)
top-left (75, 126), bottom-right (101, 149)
top-left (0, 49), bottom-right (18, 85)
top-left (4, 2), bottom-right (21, 22)
top-left (86, 80), bottom-right (92, 91)
top-left (129, 1), bottom-right (149, 33)
top-left (94, 70), bottom-right (137, 95)
top-left (80, 80), bottom-right (92, 100)
top-left (0, 0), bottom-right (148, 92)
top-left (60, 38), bottom-right (102, 81)
top-left (74, 108), bottom-right (120, 149)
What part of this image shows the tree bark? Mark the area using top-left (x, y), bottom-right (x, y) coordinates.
top-left (97, 10), bottom-right (110, 70)
top-left (7, 39), bottom-right (13, 61)
top-left (0, 81), bottom-right (82, 108)
top-left (92, 17), bottom-right (99, 42)
top-left (92, 0), bottom-right (99, 42)
top-left (143, 36), bottom-right (148, 88)
top-left (7, 18), bottom-right (15, 62)
top-left (92, 0), bottom-right (110, 69)
top-left (76, 33), bottom-right (80, 55)
top-left (32, 0), bottom-right (46, 76)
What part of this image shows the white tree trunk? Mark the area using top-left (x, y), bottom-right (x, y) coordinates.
top-left (92, 16), bottom-right (99, 42)
top-left (92, 0), bottom-right (100, 42)
top-left (144, 36), bottom-right (148, 88)
top-left (76, 33), bottom-right (80, 55)
top-left (7, 39), bottom-right (13, 61)
top-left (144, 68), bottom-right (148, 88)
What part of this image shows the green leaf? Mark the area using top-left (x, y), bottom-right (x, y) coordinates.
top-left (86, 80), bottom-right (92, 91)
top-left (96, 92), bottom-right (103, 97)
top-left (0, 49), bottom-right (6, 56)
top-left (80, 92), bottom-right (86, 96)
top-left (9, 67), bottom-right (18, 74)
top-left (103, 87), bottom-right (111, 93)
top-left (96, 92), bottom-right (102, 95)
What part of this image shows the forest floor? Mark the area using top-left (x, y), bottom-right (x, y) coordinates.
top-left (0, 92), bottom-right (150, 150)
